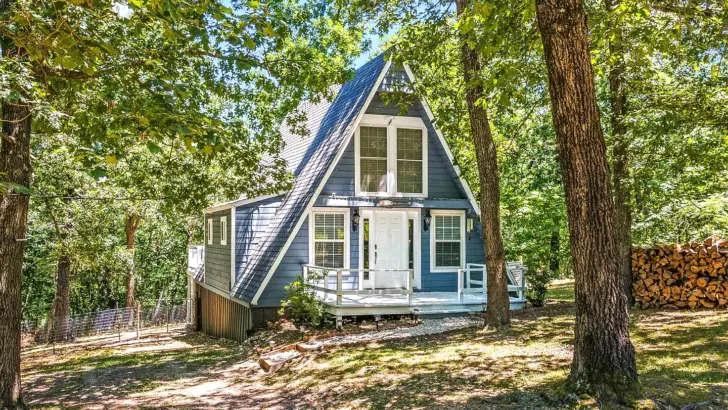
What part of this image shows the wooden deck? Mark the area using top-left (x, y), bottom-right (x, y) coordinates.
top-left (315, 290), bottom-right (527, 317)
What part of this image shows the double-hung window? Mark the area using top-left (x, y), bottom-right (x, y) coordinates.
top-left (207, 218), bottom-right (213, 245)
top-left (359, 127), bottom-right (388, 193)
top-left (431, 211), bottom-right (465, 271)
top-left (356, 115), bottom-right (427, 197)
top-left (310, 210), bottom-right (349, 269)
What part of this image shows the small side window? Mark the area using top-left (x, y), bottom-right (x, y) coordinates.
top-left (207, 218), bottom-right (213, 245)
top-left (220, 216), bottom-right (227, 246)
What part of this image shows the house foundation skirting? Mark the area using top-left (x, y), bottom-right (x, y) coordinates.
top-left (196, 284), bottom-right (251, 342)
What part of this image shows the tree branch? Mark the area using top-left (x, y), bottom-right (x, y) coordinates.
top-left (649, 2), bottom-right (717, 18)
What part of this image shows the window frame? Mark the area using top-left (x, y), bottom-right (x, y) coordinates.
top-left (308, 208), bottom-right (350, 270)
top-left (355, 114), bottom-right (428, 198)
top-left (207, 218), bottom-right (214, 245)
top-left (429, 210), bottom-right (466, 273)
top-left (220, 216), bottom-right (227, 246)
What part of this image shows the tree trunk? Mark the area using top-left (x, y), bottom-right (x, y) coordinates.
top-left (49, 255), bottom-right (72, 343)
top-left (0, 30), bottom-right (31, 408)
top-left (535, 0), bottom-right (638, 399)
top-left (605, 0), bottom-right (634, 305)
top-left (455, 0), bottom-right (510, 328)
top-left (549, 230), bottom-right (560, 276)
top-left (125, 213), bottom-right (141, 308)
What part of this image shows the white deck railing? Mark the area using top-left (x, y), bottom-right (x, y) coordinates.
top-left (457, 262), bottom-right (527, 300)
top-left (302, 265), bottom-right (414, 306)
top-left (187, 245), bottom-right (204, 272)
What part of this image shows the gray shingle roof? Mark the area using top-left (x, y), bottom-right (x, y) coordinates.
top-left (276, 86), bottom-right (341, 176)
top-left (231, 54), bottom-right (388, 303)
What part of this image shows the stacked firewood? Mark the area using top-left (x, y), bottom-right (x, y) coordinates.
top-left (632, 237), bottom-right (728, 309)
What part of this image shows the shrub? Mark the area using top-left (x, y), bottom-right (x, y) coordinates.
top-left (279, 272), bottom-right (330, 326)
top-left (526, 267), bottom-right (551, 307)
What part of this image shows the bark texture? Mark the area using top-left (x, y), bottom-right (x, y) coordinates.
top-left (125, 213), bottom-right (141, 308)
top-left (456, 0), bottom-right (510, 327)
top-left (535, 0), bottom-right (638, 398)
top-left (49, 255), bottom-right (72, 343)
top-left (0, 40), bottom-right (30, 410)
top-left (605, 0), bottom-right (634, 304)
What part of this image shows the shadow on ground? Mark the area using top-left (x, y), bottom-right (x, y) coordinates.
top-left (21, 299), bottom-right (728, 409)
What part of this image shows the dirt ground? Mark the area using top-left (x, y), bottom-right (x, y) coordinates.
top-left (20, 286), bottom-right (728, 409)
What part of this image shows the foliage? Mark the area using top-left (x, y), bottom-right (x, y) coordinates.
top-left (347, 0), bottom-right (727, 280)
top-left (525, 268), bottom-right (550, 307)
top-left (279, 273), bottom-right (329, 327)
top-left (7, 0), bottom-right (367, 323)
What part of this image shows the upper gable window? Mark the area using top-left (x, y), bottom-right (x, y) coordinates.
top-left (359, 126), bottom-right (388, 192)
top-left (355, 114), bottom-right (428, 197)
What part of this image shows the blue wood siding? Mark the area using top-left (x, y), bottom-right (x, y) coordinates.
top-left (255, 214), bottom-right (360, 308)
top-left (254, 211), bottom-right (485, 305)
top-left (204, 209), bottom-right (231, 292)
top-left (234, 196), bottom-right (284, 282)
top-left (420, 220), bottom-right (485, 292)
top-left (321, 93), bottom-right (466, 200)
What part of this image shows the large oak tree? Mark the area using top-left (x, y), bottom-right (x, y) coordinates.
top-left (535, 0), bottom-right (637, 398)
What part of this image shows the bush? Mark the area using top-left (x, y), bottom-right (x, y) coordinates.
top-left (526, 267), bottom-right (551, 307)
top-left (279, 273), bottom-right (330, 326)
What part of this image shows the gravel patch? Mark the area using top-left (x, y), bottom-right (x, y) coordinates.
top-left (264, 349), bottom-right (301, 364)
top-left (321, 317), bottom-right (481, 346)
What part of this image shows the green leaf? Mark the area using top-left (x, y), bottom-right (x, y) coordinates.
top-left (146, 141), bottom-right (161, 154)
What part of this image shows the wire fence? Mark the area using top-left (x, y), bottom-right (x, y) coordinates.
top-left (22, 299), bottom-right (192, 348)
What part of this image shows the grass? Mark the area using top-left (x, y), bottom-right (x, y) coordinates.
top-left (21, 282), bottom-right (728, 409)
top-left (546, 279), bottom-right (576, 302)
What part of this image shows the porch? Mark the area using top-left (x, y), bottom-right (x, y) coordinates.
top-left (303, 262), bottom-right (528, 318)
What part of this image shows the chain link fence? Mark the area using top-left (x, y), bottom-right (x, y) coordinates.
top-left (22, 299), bottom-right (192, 348)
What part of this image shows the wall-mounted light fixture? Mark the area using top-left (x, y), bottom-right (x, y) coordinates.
top-left (467, 212), bottom-right (477, 240)
top-left (424, 210), bottom-right (432, 231)
top-left (467, 212), bottom-right (477, 232)
top-left (352, 208), bottom-right (360, 232)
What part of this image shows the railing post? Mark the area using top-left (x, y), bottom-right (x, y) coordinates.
top-left (457, 269), bottom-right (463, 301)
top-left (520, 268), bottom-right (526, 299)
top-left (371, 270), bottom-right (376, 290)
top-left (336, 270), bottom-right (343, 306)
top-left (466, 265), bottom-right (471, 291)
top-left (322, 269), bottom-right (328, 303)
top-left (482, 266), bottom-right (487, 297)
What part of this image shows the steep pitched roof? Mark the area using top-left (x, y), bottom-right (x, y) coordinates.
top-left (276, 86), bottom-right (341, 176)
top-left (231, 55), bottom-right (389, 303)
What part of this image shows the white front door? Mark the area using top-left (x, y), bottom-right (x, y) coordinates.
top-left (372, 210), bottom-right (408, 288)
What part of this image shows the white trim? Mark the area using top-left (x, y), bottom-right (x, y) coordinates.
top-left (355, 114), bottom-right (428, 198)
top-left (250, 58), bottom-right (393, 305)
top-left (402, 64), bottom-right (480, 214)
top-left (308, 207), bottom-right (350, 270)
top-left (220, 216), bottom-right (227, 246)
top-left (429, 209), bottom-right (466, 273)
top-left (358, 207), bottom-right (421, 289)
top-left (230, 205), bottom-right (236, 291)
top-left (206, 192), bottom-right (286, 214)
top-left (189, 274), bottom-right (250, 308)
top-left (408, 209), bottom-right (422, 289)
top-left (207, 218), bottom-right (213, 245)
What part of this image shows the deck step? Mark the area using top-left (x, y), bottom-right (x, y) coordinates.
top-left (411, 308), bottom-right (472, 315)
